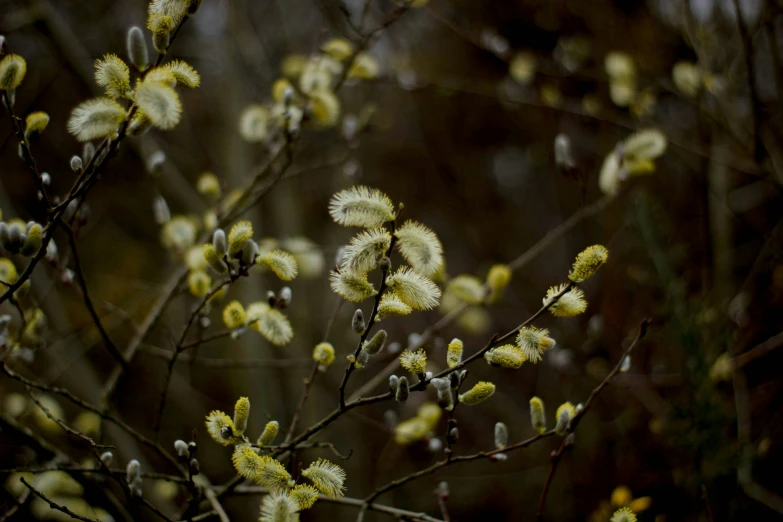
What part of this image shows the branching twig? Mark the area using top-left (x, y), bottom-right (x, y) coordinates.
top-left (535, 319), bottom-right (650, 520)
top-left (20, 477), bottom-right (101, 522)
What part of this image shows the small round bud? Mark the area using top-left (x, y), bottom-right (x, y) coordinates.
top-left (220, 425), bottom-right (232, 440)
top-left (70, 155), bottom-right (83, 172)
top-left (100, 451), bottom-right (114, 467)
top-left (278, 286), bottom-right (292, 306)
top-left (389, 374), bottom-right (399, 393)
top-left (126, 459), bottom-right (141, 484)
top-left (428, 437), bottom-right (443, 452)
top-left (448, 427), bottom-right (459, 444)
top-left (379, 256), bottom-right (391, 271)
top-left (174, 439), bottom-right (189, 457)
top-left (146, 151), bottom-right (166, 174)
top-left (189, 458), bottom-right (200, 476)
top-left (438, 481), bottom-right (449, 499)
top-left (188, 441), bottom-right (197, 455)
top-left (40, 173), bottom-right (51, 186)
top-left (352, 309), bottom-right (365, 334)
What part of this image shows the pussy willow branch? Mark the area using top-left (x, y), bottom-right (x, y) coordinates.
top-left (283, 282), bottom-right (575, 451)
top-left (229, 485), bottom-right (444, 522)
top-left (339, 221), bottom-right (398, 409)
top-left (62, 223), bottom-right (127, 367)
top-left (20, 477), bottom-right (101, 522)
top-left (349, 195), bottom-right (613, 401)
top-left (284, 361), bottom-right (321, 445)
top-left (0, 89), bottom-right (51, 207)
top-left (100, 141), bottom-right (293, 408)
top-left (366, 431), bottom-right (553, 504)
top-left (0, 14), bottom-right (190, 309)
top-left (536, 319), bottom-right (650, 520)
top-left (1, 362), bottom-right (183, 473)
top-left (25, 388), bottom-right (114, 450)
top-left (153, 276), bottom-right (236, 439)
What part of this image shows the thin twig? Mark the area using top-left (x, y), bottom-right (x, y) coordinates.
top-left (63, 223), bottom-right (127, 367)
top-left (20, 477), bottom-right (101, 522)
top-left (535, 319), bottom-right (650, 520)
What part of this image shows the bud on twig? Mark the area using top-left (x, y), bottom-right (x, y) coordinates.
top-left (352, 309), bottom-right (365, 334)
top-left (127, 26), bottom-right (149, 71)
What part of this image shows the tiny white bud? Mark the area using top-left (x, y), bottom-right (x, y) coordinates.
top-left (40, 173), bottom-right (50, 186)
top-left (174, 439), bottom-right (189, 457)
top-left (212, 229), bottom-right (227, 257)
top-left (70, 155), bottom-right (83, 172)
top-left (620, 355), bottom-right (631, 373)
top-left (153, 196), bottom-right (171, 224)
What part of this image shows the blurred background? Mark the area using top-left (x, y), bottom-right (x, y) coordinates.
top-left (1, 0), bottom-right (783, 520)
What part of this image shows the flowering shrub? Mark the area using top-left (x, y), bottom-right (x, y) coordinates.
top-left (1, 1), bottom-right (780, 521)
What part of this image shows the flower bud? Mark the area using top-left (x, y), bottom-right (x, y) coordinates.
top-left (126, 459), bottom-right (141, 484)
top-left (352, 309), bottom-right (365, 334)
top-left (362, 329), bottom-right (387, 356)
top-left (379, 256), bottom-right (391, 271)
top-left (354, 349), bottom-right (370, 369)
top-left (554, 402), bottom-right (576, 436)
top-left (6, 222), bottom-right (24, 252)
top-left (494, 422), bottom-right (508, 449)
top-left (153, 196), bottom-right (171, 224)
top-left (448, 427), bottom-right (459, 444)
top-left (21, 223), bottom-right (42, 257)
top-left (446, 338), bottom-right (463, 368)
top-left (395, 376), bottom-right (409, 402)
top-left (70, 155), bottom-right (83, 172)
top-left (174, 439), bottom-right (189, 457)
top-left (127, 26), bottom-right (149, 71)
top-left (312, 342), bottom-right (335, 370)
top-left (430, 378), bottom-right (453, 410)
top-left (458, 381), bottom-right (496, 406)
top-left (620, 355), bottom-right (631, 373)
top-left (232, 397), bottom-right (250, 435)
top-left (554, 133), bottom-right (575, 172)
top-left (100, 451), bottom-right (113, 467)
top-left (241, 239), bottom-right (258, 266)
top-left (257, 420), bottom-right (279, 446)
top-left (278, 286), bottom-right (292, 306)
top-left (40, 173), bottom-right (51, 186)
top-left (212, 229), bottom-right (227, 257)
top-left (529, 396), bottom-right (546, 434)
top-left (389, 374), bottom-right (399, 393)
top-left (189, 458), bottom-right (200, 476)
top-left (188, 441), bottom-right (197, 455)
top-left (153, 30), bottom-right (169, 54)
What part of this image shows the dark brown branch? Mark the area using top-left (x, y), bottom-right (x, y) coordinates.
top-left (339, 220), bottom-right (398, 409)
top-left (366, 432), bottom-right (553, 503)
top-left (536, 319), bottom-right (650, 520)
top-left (63, 223), bottom-right (127, 367)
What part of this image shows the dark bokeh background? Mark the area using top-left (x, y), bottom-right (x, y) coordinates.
top-left (2, 0), bottom-right (783, 521)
